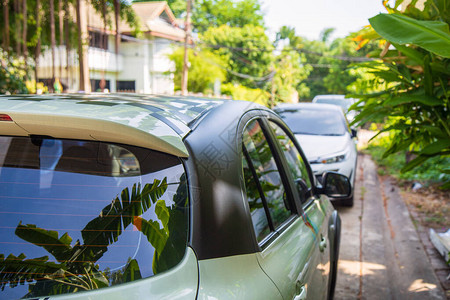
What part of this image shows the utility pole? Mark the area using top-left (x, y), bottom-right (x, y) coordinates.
top-left (181, 0), bottom-right (192, 96)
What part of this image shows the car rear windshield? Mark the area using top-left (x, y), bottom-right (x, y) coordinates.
top-left (0, 136), bottom-right (188, 299)
top-left (278, 108), bottom-right (347, 136)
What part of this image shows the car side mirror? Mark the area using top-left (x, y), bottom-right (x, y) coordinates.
top-left (320, 172), bottom-right (351, 198)
top-left (351, 128), bottom-right (357, 138)
top-left (295, 178), bottom-right (309, 203)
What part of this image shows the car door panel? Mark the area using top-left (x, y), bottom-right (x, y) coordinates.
top-left (197, 253), bottom-right (283, 300)
top-left (255, 216), bottom-right (322, 300)
top-left (303, 198), bottom-right (331, 299)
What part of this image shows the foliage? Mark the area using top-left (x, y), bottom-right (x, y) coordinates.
top-left (272, 50), bottom-right (311, 105)
top-left (274, 26), bottom-right (376, 100)
top-left (0, 49), bottom-right (28, 94)
top-left (200, 24), bottom-right (274, 88)
top-left (365, 133), bottom-right (450, 186)
top-left (221, 83), bottom-right (269, 106)
top-left (168, 47), bottom-right (226, 93)
top-left (192, 0), bottom-right (265, 33)
top-left (350, 0), bottom-right (450, 187)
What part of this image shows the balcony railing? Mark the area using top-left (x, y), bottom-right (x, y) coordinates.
top-left (38, 46), bottom-right (123, 72)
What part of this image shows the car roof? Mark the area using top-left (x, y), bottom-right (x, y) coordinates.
top-left (312, 94), bottom-right (346, 100)
top-left (0, 94), bottom-right (227, 157)
top-left (274, 102), bottom-right (344, 113)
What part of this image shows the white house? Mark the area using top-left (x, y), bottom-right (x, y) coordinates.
top-left (37, 1), bottom-right (185, 94)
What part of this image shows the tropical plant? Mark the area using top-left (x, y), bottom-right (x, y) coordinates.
top-left (350, 0), bottom-right (450, 188)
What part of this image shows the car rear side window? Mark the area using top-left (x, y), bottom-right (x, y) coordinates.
top-left (0, 136), bottom-right (188, 299)
top-left (242, 120), bottom-right (292, 242)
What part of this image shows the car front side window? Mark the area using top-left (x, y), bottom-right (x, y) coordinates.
top-left (268, 121), bottom-right (312, 204)
top-left (242, 119), bottom-right (293, 244)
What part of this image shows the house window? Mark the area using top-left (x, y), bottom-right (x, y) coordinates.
top-left (89, 30), bottom-right (108, 50)
top-left (91, 79), bottom-right (110, 92)
top-left (117, 80), bottom-right (136, 92)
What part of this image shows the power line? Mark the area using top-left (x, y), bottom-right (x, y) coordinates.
top-left (201, 42), bottom-right (373, 62)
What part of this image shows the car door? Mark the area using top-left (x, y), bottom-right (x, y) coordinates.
top-left (240, 116), bottom-right (329, 300)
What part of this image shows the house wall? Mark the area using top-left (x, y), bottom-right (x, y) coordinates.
top-left (37, 34), bottom-right (177, 94)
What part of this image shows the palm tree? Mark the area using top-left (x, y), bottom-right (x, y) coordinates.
top-left (58, 0), bottom-right (64, 79)
top-left (76, 0), bottom-right (90, 92)
top-left (34, 0), bottom-right (41, 91)
top-left (14, 0), bottom-right (21, 55)
top-left (21, 0), bottom-right (27, 64)
top-left (2, 0), bottom-right (10, 51)
top-left (50, 0), bottom-right (56, 83)
top-left (114, 0), bottom-right (119, 55)
top-left (64, 0), bottom-right (70, 88)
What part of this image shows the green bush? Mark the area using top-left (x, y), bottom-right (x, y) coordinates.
top-left (0, 49), bottom-right (29, 94)
top-left (366, 132), bottom-right (450, 187)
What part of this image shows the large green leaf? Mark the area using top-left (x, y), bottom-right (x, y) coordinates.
top-left (401, 155), bottom-right (429, 172)
top-left (15, 224), bottom-right (73, 263)
top-left (369, 13), bottom-right (450, 57)
top-left (418, 139), bottom-right (450, 155)
top-left (385, 93), bottom-right (442, 106)
top-left (81, 178), bottom-right (168, 261)
top-left (0, 253), bottom-right (62, 290)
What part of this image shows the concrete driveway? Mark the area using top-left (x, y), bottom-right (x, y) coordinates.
top-left (334, 154), bottom-right (447, 299)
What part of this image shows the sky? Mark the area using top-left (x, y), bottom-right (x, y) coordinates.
top-left (262, 0), bottom-right (389, 41)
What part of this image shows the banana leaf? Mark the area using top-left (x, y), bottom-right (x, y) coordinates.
top-left (369, 13), bottom-right (450, 57)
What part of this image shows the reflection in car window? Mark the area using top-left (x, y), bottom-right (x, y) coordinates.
top-left (268, 121), bottom-right (312, 203)
top-left (242, 120), bottom-right (292, 232)
top-left (0, 137), bottom-right (188, 299)
top-left (278, 108), bottom-right (347, 136)
top-left (242, 157), bottom-right (271, 242)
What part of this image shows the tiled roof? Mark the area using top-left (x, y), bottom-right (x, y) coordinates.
top-left (87, 1), bottom-right (185, 41)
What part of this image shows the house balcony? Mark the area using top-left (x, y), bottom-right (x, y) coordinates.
top-left (88, 47), bottom-right (123, 72)
top-left (38, 46), bottom-right (123, 73)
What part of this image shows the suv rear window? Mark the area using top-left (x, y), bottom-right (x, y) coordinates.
top-left (0, 136), bottom-right (188, 298)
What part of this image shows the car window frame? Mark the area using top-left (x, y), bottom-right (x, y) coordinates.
top-left (240, 115), bottom-right (301, 249)
top-left (263, 116), bottom-right (318, 210)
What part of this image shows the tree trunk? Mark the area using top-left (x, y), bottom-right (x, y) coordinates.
top-left (14, 0), bottom-right (20, 55)
top-left (76, 0), bottom-right (90, 92)
top-left (100, 0), bottom-right (107, 91)
top-left (21, 0), bottom-right (27, 65)
top-left (58, 0), bottom-right (63, 79)
top-left (64, 0), bottom-right (70, 89)
top-left (114, 0), bottom-right (119, 92)
top-left (114, 0), bottom-right (119, 55)
top-left (181, 0), bottom-right (192, 95)
top-left (35, 0), bottom-right (41, 92)
top-left (50, 0), bottom-right (55, 83)
top-left (2, 0), bottom-right (10, 51)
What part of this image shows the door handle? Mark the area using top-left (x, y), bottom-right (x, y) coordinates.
top-left (319, 237), bottom-right (327, 252)
top-left (293, 285), bottom-right (307, 300)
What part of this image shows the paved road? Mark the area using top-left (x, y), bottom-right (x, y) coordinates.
top-left (334, 154), bottom-right (446, 300)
